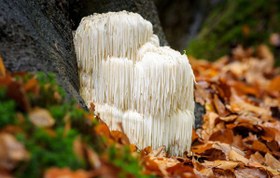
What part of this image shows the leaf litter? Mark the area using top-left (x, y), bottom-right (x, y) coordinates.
top-left (0, 44), bottom-right (280, 178)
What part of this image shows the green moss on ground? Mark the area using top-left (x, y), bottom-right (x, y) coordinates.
top-left (0, 72), bottom-right (152, 178)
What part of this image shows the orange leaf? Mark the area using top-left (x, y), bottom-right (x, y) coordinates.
top-left (94, 123), bottom-right (111, 138)
top-left (44, 168), bottom-right (90, 178)
top-left (267, 76), bottom-right (280, 92)
top-left (252, 140), bottom-right (270, 153)
top-left (111, 130), bottom-right (130, 145)
top-left (264, 153), bottom-right (280, 170)
top-left (209, 129), bottom-right (234, 144)
top-left (23, 77), bottom-right (39, 93)
top-left (0, 55), bottom-right (6, 77)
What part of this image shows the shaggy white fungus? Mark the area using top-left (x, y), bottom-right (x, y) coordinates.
top-left (74, 11), bottom-right (195, 156)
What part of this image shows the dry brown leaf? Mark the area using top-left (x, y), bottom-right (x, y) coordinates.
top-left (95, 122), bottom-right (111, 138)
top-left (212, 142), bottom-right (245, 157)
top-left (213, 94), bottom-right (229, 116)
top-left (73, 136), bottom-right (84, 163)
top-left (231, 81), bottom-right (259, 97)
top-left (44, 168), bottom-right (90, 178)
top-left (0, 133), bottom-right (29, 170)
top-left (111, 130), bottom-right (130, 145)
top-left (166, 163), bottom-right (196, 178)
top-left (7, 81), bottom-right (31, 112)
top-left (195, 81), bottom-right (211, 105)
top-left (220, 115), bottom-right (237, 122)
top-left (202, 160), bottom-right (239, 170)
top-left (209, 129), bottom-right (234, 144)
top-left (28, 108), bottom-right (55, 128)
top-left (228, 150), bottom-right (249, 165)
top-left (230, 89), bottom-right (270, 117)
top-left (267, 76), bottom-right (280, 95)
top-left (194, 167), bottom-right (214, 177)
top-left (192, 129), bottom-right (199, 143)
top-left (0, 55), bottom-right (6, 77)
top-left (264, 153), bottom-right (280, 170)
top-left (86, 146), bottom-right (101, 169)
top-left (256, 45), bottom-right (274, 69)
top-left (23, 77), bottom-right (39, 93)
top-left (251, 140), bottom-right (270, 153)
top-left (202, 112), bottom-right (219, 140)
top-left (191, 143), bottom-right (213, 154)
top-left (234, 167), bottom-right (268, 178)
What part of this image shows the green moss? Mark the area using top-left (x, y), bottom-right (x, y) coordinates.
top-left (0, 87), bottom-right (17, 128)
top-left (0, 72), bottom-right (149, 177)
top-left (108, 146), bottom-right (155, 178)
top-left (16, 128), bottom-right (84, 178)
top-left (187, 0), bottom-right (280, 64)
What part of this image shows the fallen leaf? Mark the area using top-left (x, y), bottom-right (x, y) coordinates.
top-left (95, 122), bottom-right (111, 138)
top-left (209, 129), bottom-right (234, 144)
top-left (194, 167), bottom-right (214, 177)
top-left (73, 136), bottom-right (84, 163)
top-left (202, 160), bottom-right (239, 170)
top-left (44, 168), bottom-right (90, 178)
top-left (267, 76), bottom-right (280, 94)
top-left (249, 152), bottom-right (265, 165)
top-left (0, 55), bottom-right (6, 77)
top-left (111, 131), bottom-right (130, 145)
top-left (264, 153), bottom-right (280, 170)
top-left (251, 140), bottom-right (270, 153)
top-left (166, 163), bottom-right (196, 177)
top-left (23, 77), bottom-right (39, 93)
top-left (86, 146), bottom-right (101, 169)
top-left (234, 167), bottom-right (268, 178)
top-left (228, 150), bottom-right (249, 165)
top-left (0, 133), bottom-right (29, 170)
top-left (213, 94), bottom-right (229, 116)
top-left (7, 81), bottom-right (30, 112)
top-left (28, 108), bottom-right (55, 128)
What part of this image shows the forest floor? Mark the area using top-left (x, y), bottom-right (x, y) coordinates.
top-left (0, 44), bottom-right (279, 178)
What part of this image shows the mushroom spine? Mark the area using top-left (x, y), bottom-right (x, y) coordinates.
top-left (74, 11), bottom-right (195, 156)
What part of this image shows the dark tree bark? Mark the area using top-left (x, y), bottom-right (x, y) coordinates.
top-left (0, 0), bottom-right (86, 108)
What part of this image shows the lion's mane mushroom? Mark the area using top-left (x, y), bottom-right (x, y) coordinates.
top-left (74, 11), bottom-right (195, 156)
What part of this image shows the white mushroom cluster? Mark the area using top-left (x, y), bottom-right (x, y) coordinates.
top-left (74, 11), bottom-right (195, 156)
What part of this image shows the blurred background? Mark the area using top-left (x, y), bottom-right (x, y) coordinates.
top-left (153, 0), bottom-right (280, 64)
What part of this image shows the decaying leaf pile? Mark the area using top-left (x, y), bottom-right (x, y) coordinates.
top-left (142, 45), bottom-right (280, 177)
top-left (0, 44), bottom-right (279, 178)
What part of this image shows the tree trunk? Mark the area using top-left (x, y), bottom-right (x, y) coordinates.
top-left (0, 0), bottom-right (204, 126)
top-left (0, 0), bottom-right (87, 108)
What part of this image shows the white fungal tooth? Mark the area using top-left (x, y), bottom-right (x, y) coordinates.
top-left (74, 10), bottom-right (195, 156)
